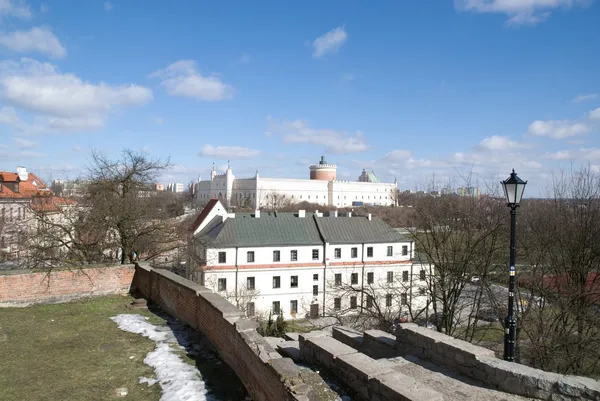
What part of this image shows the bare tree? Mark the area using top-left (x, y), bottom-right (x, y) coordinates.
top-left (261, 191), bottom-right (294, 211)
top-left (517, 167), bottom-right (600, 375)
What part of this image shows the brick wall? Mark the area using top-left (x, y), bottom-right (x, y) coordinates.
top-left (0, 265), bottom-right (135, 306)
top-left (131, 262), bottom-right (335, 401)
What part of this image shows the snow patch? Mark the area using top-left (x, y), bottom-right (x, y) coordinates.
top-left (111, 314), bottom-right (214, 401)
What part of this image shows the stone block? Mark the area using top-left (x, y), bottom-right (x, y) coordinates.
top-left (285, 332), bottom-right (300, 341)
top-left (332, 326), bottom-right (364, 349)
top-left (234, 318), bottom-right (259, 332)
top-left (277, 341), bottom-right (301, 361)
top-left (304, 336), bottom-right (357, 369)
top-left (370, 371), bottom-right (443, 401)
top-left (336, 352), bottom-right (394, 382)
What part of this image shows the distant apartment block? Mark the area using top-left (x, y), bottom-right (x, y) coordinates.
top-left (193, 156), bottom-right (398, 209)
top-left (457, 186), bottom-right (481, 198)
top-left (189, 199), bottom-right (430, 320)
top-left (167, 183), bottom-right (184, 193)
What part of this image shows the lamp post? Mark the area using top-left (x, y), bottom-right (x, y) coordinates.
top-left (500, 169), bottom-right (527, 362)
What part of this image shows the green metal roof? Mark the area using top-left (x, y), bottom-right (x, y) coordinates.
top-left (202, 214), bottom-right (323, 247)
top-left (314, 215), bottom-right (407, 244)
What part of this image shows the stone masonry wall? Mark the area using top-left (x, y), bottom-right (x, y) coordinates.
top-left (0, 265), bottom-right (134, 306)
top-left (396, 323), bottom-right (600, 401)
top-left (131, 263), bottom-right (336, 401)
top-left (299, 330), bottom-right (443, 401)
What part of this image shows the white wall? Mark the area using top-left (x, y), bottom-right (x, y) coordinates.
top-left (329, 181), bottom-right (396, 207)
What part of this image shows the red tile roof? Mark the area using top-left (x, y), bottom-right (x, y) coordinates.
top-left (189, 198), bottom-right (220, 233)
top-left (0, 171), bottom-right (51, 199)
top-left (30, 196), bottom-right (77, 213)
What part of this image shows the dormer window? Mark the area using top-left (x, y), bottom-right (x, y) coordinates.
top-left (33, 180), bottom-right (38, 187)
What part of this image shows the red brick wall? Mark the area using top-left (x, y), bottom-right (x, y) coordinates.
top-left (0, 265), bottom-right (134, 305)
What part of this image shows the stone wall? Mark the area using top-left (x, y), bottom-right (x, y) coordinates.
top-left (299, 330), bottom-right (443, 401)
top-left (131, 262), bottom-right (336, 401)
top-left (396, 323), bottom-right (600, 401)
top-left (0, 265), bottom-right (134, 306)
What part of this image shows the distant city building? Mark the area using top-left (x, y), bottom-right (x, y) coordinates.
top-left (167, 183), bottom-right (184, 193)
top-left (457, 186), bottom-right (481, 198)
top-left (52, 179), bottom-right (89, 198)
top-left (194, 156), bottom-right (398, 209)
top-left (189, 199), bottom-right (430, 320)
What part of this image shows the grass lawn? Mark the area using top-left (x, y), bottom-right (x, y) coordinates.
top-left (0, 295), bottom-right (164, 401)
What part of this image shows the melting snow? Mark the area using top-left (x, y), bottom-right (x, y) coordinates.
top-left (111, 314), bottom-right (215, 401)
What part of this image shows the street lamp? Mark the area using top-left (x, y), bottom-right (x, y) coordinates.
top-left (500, 169), bottom-right (527, 362)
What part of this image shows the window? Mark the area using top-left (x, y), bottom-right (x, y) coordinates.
top-left (419, 288), bottom-right (426, 296)
top-left (350, 296), bottom-right (357, 309)
top-left (290, 275), bottom-right (298, 288)
top-left (218, 278), bottom-right (227, 292)
top-left (387, 246), bottom-right (393, 257)
top-left (351, 273), bottom-right (358, 285)
top-left (334, 273), bottom-right (342, 286)
top-left (402, 271), bottom-right (409, 282)
top-left (312, 249), bottom-right (319, 260)
top-left (313, 285), bottom-right (318, 296)
top-left (387, 271), bottom-right (393, 283)
top-left (420, 270), bottom-right (426, 280)
top-left (402, 245), bottom-right (408, 256)
top-left (290, 250), bottom-right (298, 261)
top-left (386, 294), bottom-right (393, 307)
top-left (367, 272), bottom-right (374, 284)
top-left (247, 277), bottom-right (255, 290)
top-left (401, 293), bottom-right (408, 305)
top-left (218, 252), bottom-right (226, 263)
top-left (334, 248), bottom-right (341, 259)
top-left (367, 247), bottom-right (373, 257)
top-left (272, 301), bottom-right (281, 315)
top-left (247, 302), bottom-right (255, 317)
top-left (366, 295), bottom-right (374, 308)
top-left (351, 247), bottom-right (358, 258)
top-left (290, 300), bottom-right (298, 315)
top-left (273, 250), bottom-right (280, 262)
top-left (273, 276), bottom-right (281, 289)
top-left (313, 274), bottom-right (319, 281)
top-left (247, 251), bottom-right (255, 263)
top-left (334, 298), bottom-right (341, 310)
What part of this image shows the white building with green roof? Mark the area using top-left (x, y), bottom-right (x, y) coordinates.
top-left (189, 199), bottom-right (431, 321)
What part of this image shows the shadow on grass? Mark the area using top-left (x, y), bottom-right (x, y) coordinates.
top-left (145, 302), bottom-right (249, 401)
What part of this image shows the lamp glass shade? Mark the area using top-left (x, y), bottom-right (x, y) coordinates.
top-left (501, 170), bottom-right (527, 206)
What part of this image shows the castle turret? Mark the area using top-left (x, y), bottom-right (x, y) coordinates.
top-left (309, 156), bottom-right (337, 181)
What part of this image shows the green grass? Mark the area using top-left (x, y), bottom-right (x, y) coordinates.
top-left (0, 295), bottom-right (163, 401)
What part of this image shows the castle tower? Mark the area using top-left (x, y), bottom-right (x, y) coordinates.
top-left (309, 155), bottom-right (337, 181)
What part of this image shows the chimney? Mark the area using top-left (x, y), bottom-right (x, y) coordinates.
top-left (368, 213), bottom-right (372, 221)
top-left (16, 166), bottom-right (28, 181)
top-left (298, 210), bottom-right (306, 218)
top-left (332, 210), bottom-right (338, 217)
top-left (348, 212), bottom-right (352, 217)
top-left (255, 209), bottom-right (260, 218)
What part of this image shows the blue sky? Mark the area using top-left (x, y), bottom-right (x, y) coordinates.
top-left (0, 0), bottom-right (599, 197)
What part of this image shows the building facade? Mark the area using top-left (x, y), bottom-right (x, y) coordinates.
top-left (194, 157), bottom-right (397, 209)
top-left (189, 199), bottom-right (430, 320)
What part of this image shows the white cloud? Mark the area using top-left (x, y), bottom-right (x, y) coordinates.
top-left (455, 0), bottom-right (589, 26)
top-left (0, 58), bottom-right (152, 133)
top-left (546, 148), bottom-right (600, 162)
top-left (588, 107), bottom-right (600, 121)
top-left (151, 60), bottom-right (233, 101)
top-left (381, 149), bottom-right (412, 162)
top-left (0, 0), bottom-right (31, 19)
top-left (475, 135), bottom-right (532, 151)
top-left (13, 136), bottom-right (36, 149)
top-left (266, 117), bottom-right (368, 154)
top-left (0, 26), bottom-right (66, 59)
top-left (198, 145), bottom-right (261, 159)
top-left (528, 119), bottom-right (589, 139)
top-left (573, 93), bottom-right (597, 103)
top-left (312, 27), bottom-right (348, 58)
top-left (0, 106), bottom-right (19, 124)
top-left (104, 1), bottom-right (112, 11)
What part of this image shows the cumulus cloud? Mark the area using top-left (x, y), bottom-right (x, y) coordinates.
top-left (475, 135), bottom-right (533, 151)
top-left (0, 26), bottom-right (66, 58)
top-left (312, 27), bottom-right (348, 58)
top-left (13, 136), bottom-right (36, 149)
top-left (0, 58), bottom-right (152, 133)
top-left (150, 60), bottom-right (233, 101)
top-left (588, 107), bottom-right (600, 121)
top-left (527, 119), bottom-right (589, 139)
top-left (455, 0), bottom-right (589, 26)
top-left (0, 0), bottom-right (31, 19)
top-left (266, 116), bottom-right (368, 154)
top-left (198, 145), bottom-right (261, 159)
top-left (573, 93), bottom-right (597, 103)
